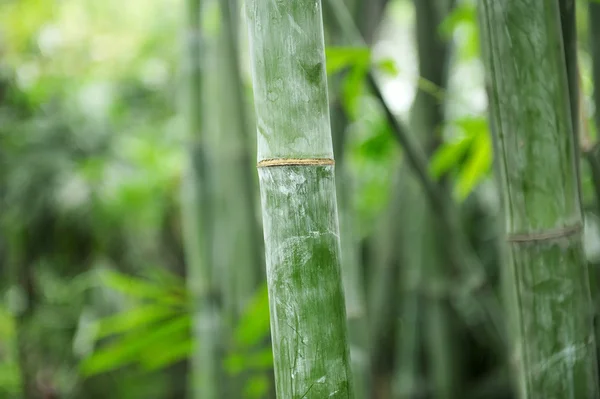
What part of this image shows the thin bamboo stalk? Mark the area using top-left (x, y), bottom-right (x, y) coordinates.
top-left (180, 0), bottom-right (220, 396)
top-left (588, 0), bottom-right (600, 215)
top-left (409, 1), bottom-right (458, 397)
top-left (216, 0), bottom-right (262, 326)
top-left (245, 0), bottom-right (354, 397)
top-left (478, 1), bottom-right (600, 397)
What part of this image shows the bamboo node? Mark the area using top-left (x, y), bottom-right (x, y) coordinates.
top-left (257, 158), bottom-right (335, 168)
top-left (506, 223), bottom-right (583, 243)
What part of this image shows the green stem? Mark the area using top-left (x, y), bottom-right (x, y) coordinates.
top-left (408, 1), bottom-right (458, 397)
top-left (559, 0), bottom-right (583, 212)
top-left (180, 0), bottom-right (220, 397)
top-left (588, 1), bottom-right (600, 215)
top-left (245, 0), bottom-right (354, 397)
top-left (478, 1), bottom-right (600, 397)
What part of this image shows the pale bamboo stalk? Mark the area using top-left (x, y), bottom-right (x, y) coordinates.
top-left (245, 0), bottom-right (354, 397)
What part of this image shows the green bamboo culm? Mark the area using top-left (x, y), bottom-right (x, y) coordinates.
top-left (179, 0), bottom-right (220, 397)
top-left (478, 1), bottom-right (600, 398)
top-left (245, 0), bottom-right (355, 397)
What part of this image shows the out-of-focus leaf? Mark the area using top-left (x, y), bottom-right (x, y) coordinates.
top-left (99, 269), bottom-right (164, 298)
top-left (454, 116), bottom-right (488, 135)
top-left (234, 283), bottom-right (270, 348)
top-left (456, 133), bottom-right (492, 200)
top-left (95, 304), bottom-right (176, 339)
top-left (244, 374), bottom-right (270, 399)
top-left (325, 47), bottom-right (370, 76)
top-left (342, 64), bottom-right (368, 119)
top-left (80, 314), bottom-right (190, 376)
top-left (139, 339), bottom-right (193, 371)
top-left (429, 136), bottom-right (473, 179)
top-left (98, 268), bottom-right (183, 305)
top-left (439, 4), bottom-right (475, 39)
top-left (224, 347), bottom-right (274, 375)
top-left (375, 58), bottom-right (399, 76)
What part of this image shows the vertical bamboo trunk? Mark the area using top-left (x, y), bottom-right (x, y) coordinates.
top-left (245, 0), bottom-right (354, 397)
top-left (180, 0), bottom-right (220, 397)
top-left (217, 0), bottom-right (263, 320)
top-left (479, 1), bottom-right (600, 398)
top-left (559, 0), bottom-right (578, 136)
top-left (395, 1), bottom-right (456, 397)
top-left (588, 1), bottom-right (600, 215)
top-left (407, 2), bottom-right (457, 398)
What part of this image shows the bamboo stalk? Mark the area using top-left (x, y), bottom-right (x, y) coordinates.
top-left (216, 0), bottom-right (262, 326)
top-left (409, 1), bottom-right (458, 397)
top-left (478, 1), bottom-right (600, 397)
top-left (180, 0), bottom-right (220, 396)
top-left (245, 0), bottom-right (354, 397)
top-left (588, 0), bottom-right (600, 215)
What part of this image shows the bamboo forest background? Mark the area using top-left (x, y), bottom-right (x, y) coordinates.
top-left (1, 0), bottom-right (600, 398)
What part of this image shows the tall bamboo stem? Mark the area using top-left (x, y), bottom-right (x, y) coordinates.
top-left (245, 0), bottom-right (354, 397)
top-left (180, 0), bottom-right (220, 396)
top-left (478, 1), bottom-right (600, 397)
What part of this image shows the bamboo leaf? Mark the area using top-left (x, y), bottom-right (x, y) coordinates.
top-left (439, 5), bottom-right (475, 39)
top-left (456, 125), bottom-right (492, 200)
top-left (429, 137), bottom-right (473, 179)
top-left (342, 64), bottom-right (368, 119)
top-left (139, 339), bottom-right (194, 371)
top-left (234, 283), bottom-right (270, 348)
top-left (80, 314), bottom-right (191, 376)
top-left (94, 304), bottom-right (176, 339)
top-left (224, 347), bottom-right (274, 374)
top-left (244, 374), bottom-right (270, 399)
top-left (325, 47), bottom-right (370, 75)
top-left (375, 58), bottom-right (399, 76)
top-left (99, 269), bottom-right (166, 299)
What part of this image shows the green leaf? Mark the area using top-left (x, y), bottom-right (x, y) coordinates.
top-left (99, 269), bottom-right (164, 298)
top-left (234, 283), bottom-right (271, 348)
top-left (342, 64), bottom-right (368, 119)
top-left (456, 133), bottom-right (492, 200)
top-left (224, 347), bottom-right (274, 375)
top-left (453, 116), bottom-right (488, 136)
top-left (439, 5), bottom-right (476, 39)
top-left (80, 314), bottom-right (191, 376)
top-left (429, 136), bottom-right (473, 179)
top-left (375, 58), bottom-right (399, 76)
top-left (244, 374), bottom-right (270, 399)
top-left (325, 47), bottom-right (370, 75)
top-left (139, 339), bottom-right (193, 371)
top-left (98, 268), bottom-right (183, 305)
top-left (95, 304), bottom-right (176, 339)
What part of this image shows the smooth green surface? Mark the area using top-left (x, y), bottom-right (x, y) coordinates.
top-left (259, 166), bottom-right (353, 398)
top-left (479, 1), bottom-right (600, 397)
